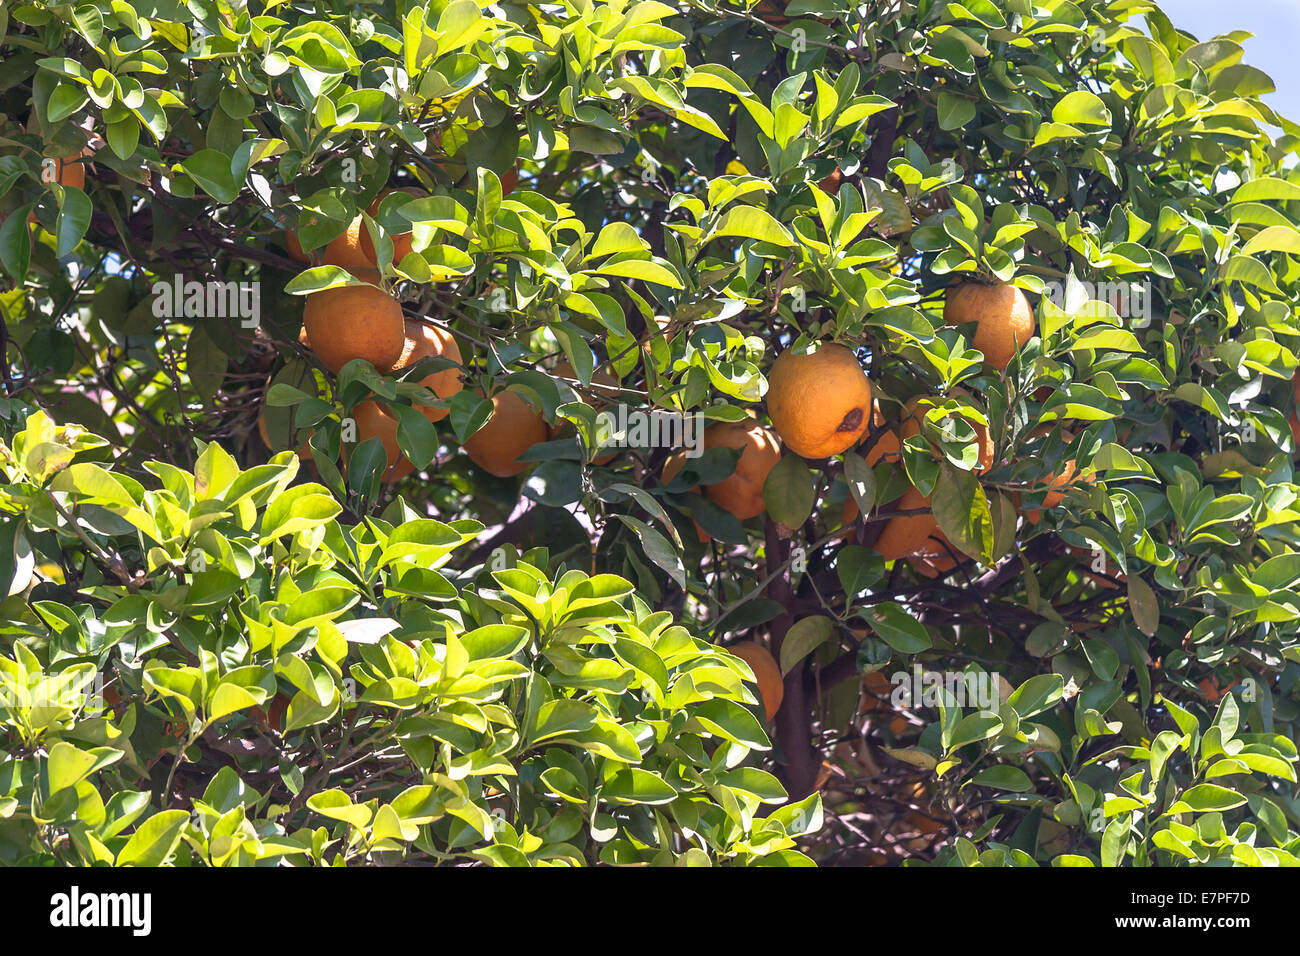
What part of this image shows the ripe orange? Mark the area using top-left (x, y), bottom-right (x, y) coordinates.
top-left (297, 323), bottom-right (311, 348)
top-left (549, 360), bottom-right (621, 464)
top-left (839, 493), bottom-right (860, 540)
top-left (871, 486), bottom-right (940, 561)
top-left (660, 452), bottom-right (711, 544)
top-left (818, 168), bottom-right (845, 195)
top-left (728, 641), bottom-right (784, 721)
top-left (943, 281), bottom-right (1035, 372)
top-left (463, 389), bottom-right (548, 478)
top-left (550, 360), bottom-right (622, 408)
top-left (349, 401), bottom-right (415, 483)
top-left (286, 232), bottom-right (313, 264)
top-left (661, 421), bottom-right (782, 528)
top-left (390, 319), bottom-right (462, 422)
top-left (701, 421), bottom-right (782, 521)
top-left (27, 114), bottom-right (91, 191)
top-left (898, 390), bottom-right (995, 473)
top-left (318, 215), bottom-right (375, 271)
top-left (907, 528), bottom-right (963, 578)
top-left (1022, 458), bottom-right (1081, 525)
top-left (1020, 428), bottom-right (1092, 524)
top-left (46, 155), bottom-right (85, 190)
top-left (752, 0), bottom-right (790, 25)
top-left (767, 343), bottom-right (871, 459)
top-left (863, 399), bottom-right (901, 466)
top-left (360, 188), bottom-right (421, 265)
top-left (302, 280), bottom-right (406, 374)
top-left (251, 692), bottom-right (291, 732)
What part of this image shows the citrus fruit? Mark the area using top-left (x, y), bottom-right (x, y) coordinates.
top-left (898, 390), bottom-right (995, 473)
top-left (943, 281), bottom-right (1035, 372)
top-left (360, 188), bottom-right (421, 265)
top-left (349, 401), bottom-right (415, 483)
top-left (701, 421), bottom-right (782, 521)
top-left (302, 280), bottom-right (406, 374)
top-left (549, 360), bottom-right (621, 464)
top-left (390, 319), bottom-right (462, 422)
top-left (660, 452), bottom-right (712, 543)
top-left (728, 641), bottom-right (784, 720)
top-left (871, 486), bottom-right (940, 561)
top-left (767, 343), bottom-right (871, 459)
top-left (463, 389), bottom-right (548, 478)
top-left (863, 399), bottom-right (901, 466)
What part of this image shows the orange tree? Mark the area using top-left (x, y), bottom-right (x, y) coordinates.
top-left (0, 0), bottom-right (1299, 867)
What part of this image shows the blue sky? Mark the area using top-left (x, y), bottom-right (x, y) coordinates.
top-left (1156, 0), bottom-right (1300, 125)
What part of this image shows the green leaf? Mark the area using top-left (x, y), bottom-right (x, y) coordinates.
top-left (55, 186), bottom-right (92, 257)
top-left (778, 615), bottom-right (833, 675)
top-left (763, 453), bottom-right (814, 528)
top-left (180, 149), bottom-right (239, 203)
top-left (864, 602), bottom-right (931, 653)
top-left (117, 810), bottom-right (189, 866)
top-left (1167, 784), bottom-right (1247, 814)
top-left (712, 206), bottom-right (794, 246)
top-left (1051, 90), bottom-right (1112, 128)
top-left (937, 92), bottom-right (975, 130)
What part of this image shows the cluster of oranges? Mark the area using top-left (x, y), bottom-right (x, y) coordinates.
top-left (702, 280), bottom-right (1085, 723)
top-left (269, 182), bottom-right (558, 481)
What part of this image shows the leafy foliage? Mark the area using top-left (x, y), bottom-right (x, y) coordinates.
top-left (0, 0), bottom-right (1299, 866)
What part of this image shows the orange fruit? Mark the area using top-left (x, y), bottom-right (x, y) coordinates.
top-left (700, 421), bottom-right (782, 521)
top-left (767, 343), bottom-right (871, 459)
top-left (662, 421), bottom-right (782, 528)
top-left (500, 165), bottom-right (520, 195)
top-left (550, 360), bottom-right (622, 409)
top-left (907, 529), bottom-right (964, 578)
top-left (897, 390), bottom-right (995, 473)
top-left (302, 280), bottom-right (406, 375)
top-left (297, 323), bottom-right (311, 348)
top-left (549, 360), bottom-right (621, 464)
top-left (318, 216), bottom-right (375, 271)
top-left (839, 493), bottom-right (860, 540)
top-left (660, 452), bottom-right (711, 544)
top-left (390, 319), bottom-right (462, 422)
top-left (818, 168), bottom-right (845, 195)
top-left (752, 0), bottom-right (790, 25)
top-left (871, 486), bottom-right (940, 561)
top-left (463, 389), bottom-right (548, 478)
top-left (46, 155), bottom-right (85, 190)
top-left (943, 281), bottom-right (1036, 372)
top-left (728, 641), bottom-right (784, 720)
top-left (863, 399), bottom-right (901, 466)
top-left (349, 401), bottom-right (415, 483)
top-left (1020, 428), bottom-right (1092, 524)
top-left (286, 232), bottom-right (313, 264)
top-left (1022, 458), bottom-right (1081, 525)
top-left (361, 188), bottom-right (422, 265)
top-left (251, 692), bottom-right (291, 732)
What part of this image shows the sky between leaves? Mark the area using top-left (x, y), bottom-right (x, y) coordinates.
top-left (1158, 0), bottom-right (1300, 126)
